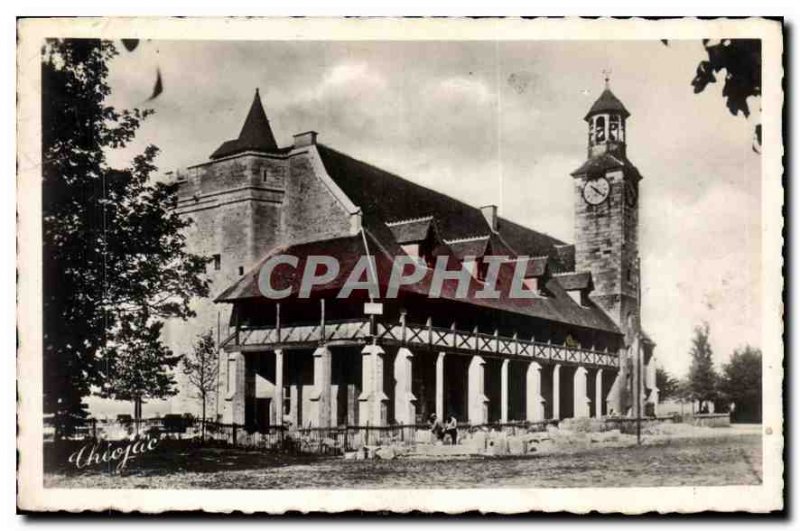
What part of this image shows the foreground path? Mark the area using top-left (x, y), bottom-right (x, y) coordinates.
top-left (45, 431), bottom-right (762, 490)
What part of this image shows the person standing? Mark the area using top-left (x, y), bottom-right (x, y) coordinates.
top-left (445, 415), bottom-right (458, 445)
top-left (429, 413), bottom-right (444, 443)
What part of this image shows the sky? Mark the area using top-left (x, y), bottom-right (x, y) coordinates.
top-left (104, 39), bottom-right (762, 384)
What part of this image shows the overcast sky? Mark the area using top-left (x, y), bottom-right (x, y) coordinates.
top-left (105, 39), bottom-right (762, 383)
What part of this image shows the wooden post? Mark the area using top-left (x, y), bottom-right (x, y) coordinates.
top-left (276, 302), bottom-right (281, 343)
top-left (427, 317), bottom-right (433, 348)
top-left (320, 299), bottom-right (326, 344)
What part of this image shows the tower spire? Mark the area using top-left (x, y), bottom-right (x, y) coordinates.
top-left (209, 88), bottom-right (278, 159)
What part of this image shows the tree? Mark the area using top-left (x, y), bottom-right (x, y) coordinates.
top-left (182, 331), bottom-right (220, 440)
top-left (98, 314), bottom-right (182, 422)
top-left (655, 367), bottom-right (680, 402)
top-left (718, 346), bottom-right (762, 423)
top-left (42, 39), bottom-right (209, 435)
top-left (687, 323), bottom-right (718, 411)
top-left (690, 39), bottom-right (762, 152)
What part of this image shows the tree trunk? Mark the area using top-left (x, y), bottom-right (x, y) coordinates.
top-left (133, 395), bottom-right (143, 435)
top-left (201, 393), bottom-right (207, 443)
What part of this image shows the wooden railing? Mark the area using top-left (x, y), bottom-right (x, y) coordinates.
top-left (222, 318), bottom-right (619, 369)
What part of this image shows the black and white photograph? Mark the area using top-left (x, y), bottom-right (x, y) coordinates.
top-left (16, 17), bottom-right (784, 513)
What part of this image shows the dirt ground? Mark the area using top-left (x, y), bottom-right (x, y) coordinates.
top-left (44, 428), bottom-right (762, 490)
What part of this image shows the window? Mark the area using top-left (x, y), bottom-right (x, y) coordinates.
top-left (609, 115), bottom-right (620, 141)
top-left (213, 254), bottom-right (221, 271)
top-left (594, 116), bottom-right (606, 143)
top-left (523, 277), bottom-right (539, 294)
top-left (401, 243), bottom-right (420, 258)
top-left (238, 266), bottom-right (244, 276)
top-left (262, 169), bottom-right (268, 182)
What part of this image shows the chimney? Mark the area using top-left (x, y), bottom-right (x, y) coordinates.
top-left (293, 131), bottom-right (318, 148)
top-left (480, 204), bottom-right (498, 232)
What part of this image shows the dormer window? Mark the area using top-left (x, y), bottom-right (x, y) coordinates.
top-left (556, 271), bottom-right (593, 307)
top-left (388, 216), bottom-right (437, 268)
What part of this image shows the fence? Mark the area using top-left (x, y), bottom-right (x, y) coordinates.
top-left (44, 415), bottom-right (201, 442)
top-left (201, 420), bottom-right (558, 454)
top-left (49, 414), bottom-right (724, 453)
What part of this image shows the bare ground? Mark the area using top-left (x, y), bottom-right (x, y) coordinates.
top-left (43, 429), bottom-right (762, 490)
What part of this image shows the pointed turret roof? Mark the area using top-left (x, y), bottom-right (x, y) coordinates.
top-left (584, 88), bottom-right (630, 121)
top-left (210, 89), bottom-right (279, 159)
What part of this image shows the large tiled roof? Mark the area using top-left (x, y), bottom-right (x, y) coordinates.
top-left (216, 230), bottom-right (621, 334)
top-left (210, 90), bottom-right (278, 159)
top-left (317, 145), bottom-right (570, 267)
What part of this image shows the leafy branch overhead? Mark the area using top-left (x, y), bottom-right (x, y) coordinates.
top-left (685, 39), bottom-right (762, 151)
top-left (42, 39), bottom-right (209, 426)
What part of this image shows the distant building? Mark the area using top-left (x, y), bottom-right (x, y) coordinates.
top-left (164, 83), bottom-right (658, 429)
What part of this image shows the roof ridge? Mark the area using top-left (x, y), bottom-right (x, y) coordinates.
top-left (552, 270), bottom-right (591, 277)
top-left (505, 255), bottom-right (550, 262)
top-left (385, 215), bottom-right (434, 227)
top-left (443, 235), bottom-right (490, 245)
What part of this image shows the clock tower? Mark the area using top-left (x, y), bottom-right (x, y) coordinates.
top-left (571, 82), bottom-right (643, 403)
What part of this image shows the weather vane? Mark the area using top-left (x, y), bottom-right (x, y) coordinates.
top-left (602, 68), bottom-right (612, 88)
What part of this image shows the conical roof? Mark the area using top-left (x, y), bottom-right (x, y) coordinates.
top-left (210, 89), bottom-right (278, 159)
top-left (584, 88), bottom-right (630, 121)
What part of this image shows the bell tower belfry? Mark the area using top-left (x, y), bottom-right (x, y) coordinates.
top-left (571, 80), bottom-right (650, 416)
top-left (571, 80), bottom-right (641, 338)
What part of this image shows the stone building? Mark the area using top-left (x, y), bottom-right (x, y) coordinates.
top-left (165, 84), bottom-right (658, 429)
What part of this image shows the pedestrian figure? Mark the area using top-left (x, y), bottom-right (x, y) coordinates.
top-left (445, 414), bottom-right (458, 445)
top-left (429, 413), bottom-right (444, 444)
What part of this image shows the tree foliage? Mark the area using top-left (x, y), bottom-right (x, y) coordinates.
top-left (97, 315), bottom-right (182, 407)
top-left (690, 39), bottom-right (762, 151)
top-left (655, 367), bottom-right (680, 402)
top-left (687, 323), bottom-right (718, 409)
top-left (42, 39), bottom-right (209, 428)
top-left (182, 330), bottom-right (220, 427)
top-left (718, 346), bottom-right (762, 422)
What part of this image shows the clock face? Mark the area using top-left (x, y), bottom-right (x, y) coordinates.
top-left (582, 176), bottom-right (611, 205)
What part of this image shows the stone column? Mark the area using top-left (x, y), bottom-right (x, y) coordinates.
top-left (552, 364), bottom-right (561, 420)
top-left (436, 352), bottom-right (446, 418)
top-left (573, 366), bottom-right (590, 418)
top-left (394, 347), bottom-right (416, 424)
top-left (500, 359), bottom-right (510, 423)
top-left (228, 352), bottom-right (247, 426)
top-left (309, 346), bottom-right (332, 428)
top-left (594, 368), bottom-right (604, 418)
top-left (358, 344), bottom-right (389, 426)
top-left (289, 385), bottom-right (299, 427)
top-left (468, 355), bottom-right (489, 425)
top-left (272, 349), bottom-right (284, 425)
top-left (526, 361), bottom-right (545, 422)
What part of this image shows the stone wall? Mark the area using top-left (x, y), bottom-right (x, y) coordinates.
top-left (163, 145), bottom-right (357, 419)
